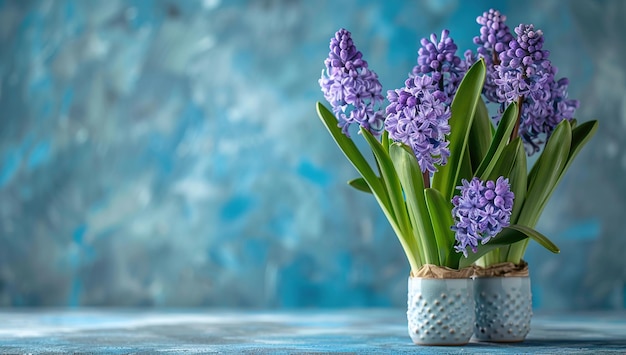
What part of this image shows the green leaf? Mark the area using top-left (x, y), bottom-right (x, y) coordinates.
top-left (468, 98), bottom-right (493, 173)
top-left (459, 224), bottom-right (559, 268)
top-left (362, 128), bottom-right (422, 269)
top-left (432, 59), bottom-right (486, 201)
top-left (475, 138), bottom-right (526, 265)
top-left (509, 140), bottom-right (528, 223)
top-left (508, 121), bottom-right (596, 263)
top-left (500, 141), bottom-right (527, 262)
top-left (508, 120), bottom-right (572, 263)
top-left (505, 225), bottom-right (559, 254)
top-left (382, 129), bottom-right (391, 155)
top-left (424, 188), bottom-right (456, 267)
top-left (347, 177), bottom-right (372, 194)
top-left (316, 102), bottom-right (384, 199)
top-left (519, 120), bottom-right (572, 227)
top-left (559, 120), bottom-right (598, 182)
top-left (361, 129), bottom-right (407, 231)
top-left (526, 120), bottom-right (596, 200)
top-left (474, 102), bottom-right (518, 179)
top-left (459, 144), bottom-right (473, 185)
top-left (459, 228), bottom-right (528, 268)
top-left (317, 102), bottom-right (420, 271)
top-left (390, 142), bottom-right (438, 265)
top-left (483, 137), bottom-right (522, 181)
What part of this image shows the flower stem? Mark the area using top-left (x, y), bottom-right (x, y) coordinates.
top-left (423, 171), bottom-right (430, 189)
top-left (492, 51), bottom-right (500, 66)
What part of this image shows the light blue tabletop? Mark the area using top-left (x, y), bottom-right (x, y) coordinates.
top-left (1, 309), bottom-right (625, 353)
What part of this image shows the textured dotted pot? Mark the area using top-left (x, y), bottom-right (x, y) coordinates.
top-left (473, 276), bottom-right (532, 342)
top-left (407, 277), bottom-right (474, 345)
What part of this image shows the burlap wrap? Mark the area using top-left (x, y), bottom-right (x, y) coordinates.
top-left (472, 260), bottom-right (529, 278)
top-left (411, 264), bottom-right (475, 279)
top-left (410, 261), bottom-right (529, 279)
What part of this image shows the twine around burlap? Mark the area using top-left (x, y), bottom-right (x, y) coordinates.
top-left (410, 260), bottom-right (529, 279)
top-left (472, 260), bottom-right (529, 278)
top-left (411, 264), bottom-right (475, 279)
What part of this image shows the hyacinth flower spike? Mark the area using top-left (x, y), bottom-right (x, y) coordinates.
top-left (472, 9), bottom-right (514, 103)
top-left (319, 28), bottom-right (385, 137)
top-left (452, 177), bottom-right (514, 257)
top-left (492, 22), bottom-right (579, 154)
top-left (457, 10), bottom-right (598, 267)
top-left (385, 29), bottom-right (467, 189)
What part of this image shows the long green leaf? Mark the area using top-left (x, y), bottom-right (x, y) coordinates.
top-left (382, 129), bottom-right (391, 155)
top-left (459, 228), bottom-right (527, 268)
top-left (526, 119), bottom-right (596, 194)
top-left (500, 141), bottom-right (527, 261)
top-left (474, 102), bottom-right (518, 179)
top-left (459, 144), bottom-right (473, 184)
top-left (347, 177), bottom-right (372, 194)
top-left (468, 98), bottom-right (493, 172)
top-left (317, 102), bottom-right (420, 271)
top-left (361, 129), bottom-right (407, 232)
top-left (483, 137), bottom-right (522, 181)
top-left (559, 120), bottom-right (598, 182)
top-left (519, 120), bottom-right (572, 227)
top-left (316, 102), bottom-right (384, 198)
top-left (432, 59), bottom-right (486, 200)
top-left (390, 143), bottom-right (438, 265)
top-left (508, 120), bottom-right (572, 262)
top-left (476, 137), bottom-right (522, 265)
top-left (459, 224), bottom-right (558, 268)
top-left (362, 128), bottom-right (422, 269)
top-left (505, 225), bottom-right (559, 253)
top-left (509, 140), bottom-right (528, 223)
top-left (424, 188), bottom-right (456, 267)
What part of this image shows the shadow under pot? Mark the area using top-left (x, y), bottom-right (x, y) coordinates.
top-left (407, 266), bottom-right (475, 346)
top-left (473, 261), bottom-right (532, 342)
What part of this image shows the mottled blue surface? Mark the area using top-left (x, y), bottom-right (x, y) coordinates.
top-left (0, 0), bottom-right (624, 308)
top-left (1, 309), bottom-right (626, 353)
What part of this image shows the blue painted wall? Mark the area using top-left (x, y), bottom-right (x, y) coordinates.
top-left (0, 0), bottom-right (623, 309)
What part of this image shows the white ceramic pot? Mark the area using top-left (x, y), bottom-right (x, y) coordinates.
top-left (473, 276), bottom-right (532, 342)
top-left (407, 277), bottom-right (474, 345)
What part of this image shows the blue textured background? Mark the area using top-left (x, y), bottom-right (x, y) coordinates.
top-left (0, 0), bottom-right (624, 309)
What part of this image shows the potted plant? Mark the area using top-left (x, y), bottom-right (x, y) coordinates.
top-left (315, 13), bottom-right (596, 345)
top-left (462, 9), bottom-right (599, 342)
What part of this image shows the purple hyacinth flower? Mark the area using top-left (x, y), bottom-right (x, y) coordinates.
top-left (319, 29), bottom-right (385, 137)
top-left (470, 9), bottom-right (514, 103)
top-left (385, 73), bottom-right (451, 174)
top-left (411, 30), bottom-right (467, 105)
top-left (494, 24), bottom-right (552, 103)
top-left (492, 24), bottom-right (579, 154)
top-left (452, 177), bottom-right (514, 257)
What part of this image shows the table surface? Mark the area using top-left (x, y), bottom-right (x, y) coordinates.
top-left (1, 309), bottom-right (625, 354)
